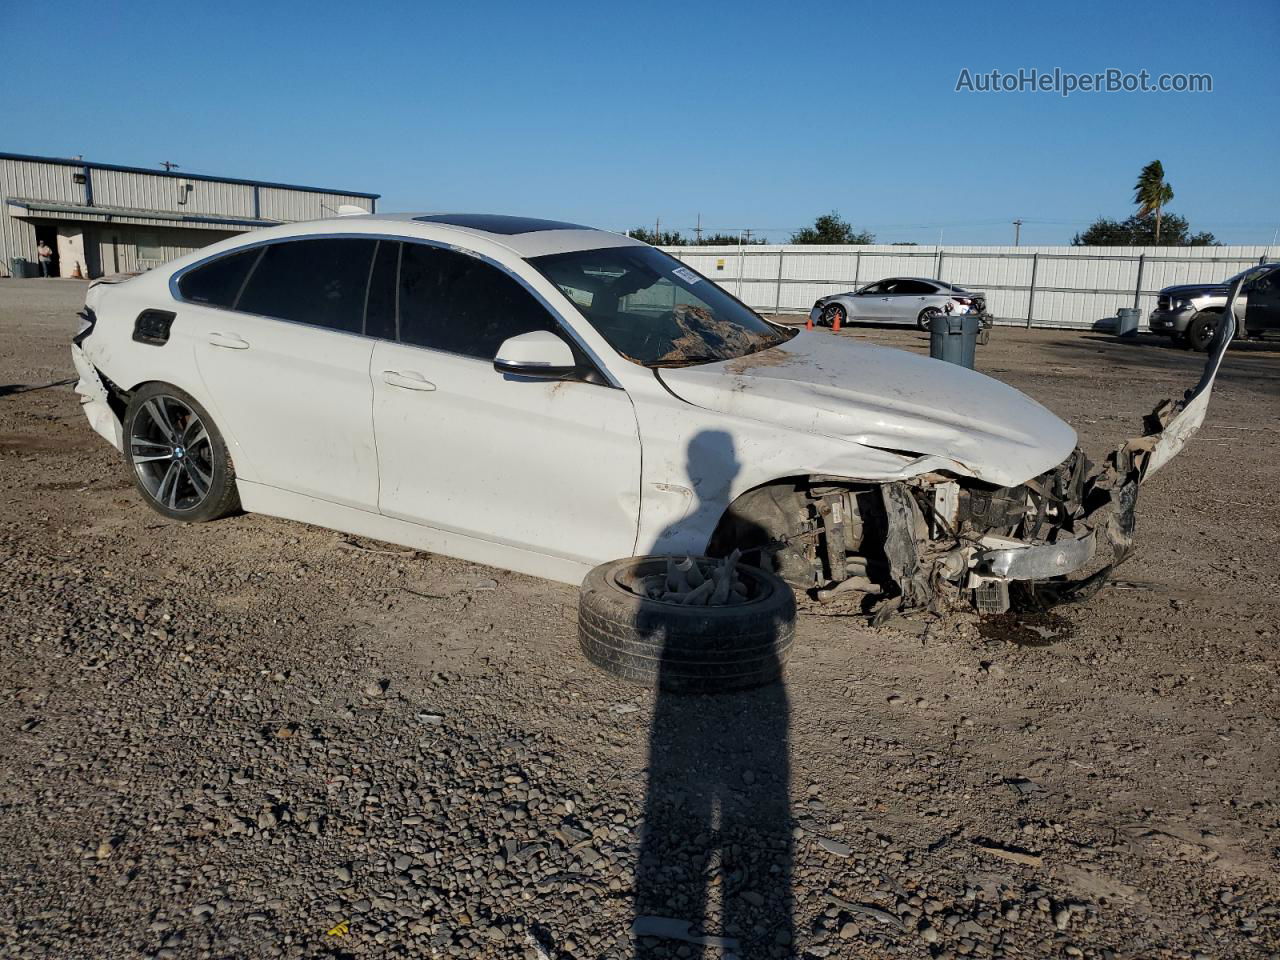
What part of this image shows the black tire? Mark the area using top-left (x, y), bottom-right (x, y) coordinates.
top-left (578, 556), bottom-right (795, 694)
top-left (820, 303), bottom-right (846, 328)
top-left (123, 382), bottom-right (240, 523)
top-left (917, 307), bottom-right (941, 331)
top-left (1185, 310), bottom-right (1222, 352)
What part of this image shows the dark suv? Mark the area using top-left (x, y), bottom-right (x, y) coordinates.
top-left (1149, 262), bottom-right (1280, 350)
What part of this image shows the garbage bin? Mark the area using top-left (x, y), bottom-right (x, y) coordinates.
top-left (929, 313), bottom-right (980, 369)
top-left (1116, 307), bottom-right (1140, 337)
top-left (9, 257), bottom-right (30, 279)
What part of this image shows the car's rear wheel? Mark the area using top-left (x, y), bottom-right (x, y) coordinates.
top-left (123, 383), bottom-right (240, 523)
top-left (917, 307), bottom-right (941, 331)
top-left (1185, 310), bottom-right (1222, 352)
top-left (820, 303), bottom-right (847, 328)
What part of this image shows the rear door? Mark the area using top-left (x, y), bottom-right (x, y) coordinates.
top-left (189, 237), bottom-right (382, 510)
top-left (370, 241), bottom-right (642, 564)
top-left (893, 279), bottom-right (937, 322)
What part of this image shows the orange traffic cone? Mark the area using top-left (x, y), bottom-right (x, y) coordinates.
top-left (831, 310), bottom-right (842, 333)
top-left (806, 313), bottom-right (814, 330)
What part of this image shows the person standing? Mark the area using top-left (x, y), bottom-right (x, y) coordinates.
top-left (36, 241), bottom-right (54, 278)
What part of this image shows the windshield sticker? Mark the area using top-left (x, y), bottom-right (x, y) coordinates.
top-left (672, 266), bottom-right (701, 285)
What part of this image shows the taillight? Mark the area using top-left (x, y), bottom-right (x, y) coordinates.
top-left (72, 308), bottom-right (97, 346)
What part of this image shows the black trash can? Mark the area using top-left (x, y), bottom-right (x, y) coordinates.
top-left (9, 257), bottom-right (31, 279)
top-left (929, 313), bottom-right (980, 369)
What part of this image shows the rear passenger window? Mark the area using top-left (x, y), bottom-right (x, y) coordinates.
top-left (178, 248), bottom-right (261, 307)
top-left (237, 238), bottom-right (377, 333)
top-left (398, 244), bottom-right (558, 359)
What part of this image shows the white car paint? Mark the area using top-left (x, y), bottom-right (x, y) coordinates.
top-left (71, 213), bottom-right (1220, 590)
top-left (369, 336), bottom-right (642, 564)
top-left (194, 304), bottom-right (381, 511)
top-left (657, 334), bottom-right (1076, 489)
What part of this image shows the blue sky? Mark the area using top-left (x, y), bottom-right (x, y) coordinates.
top-left (8, 0), bottom-right (1278, 245)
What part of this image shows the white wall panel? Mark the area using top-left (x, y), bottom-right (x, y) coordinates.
top-left (662, 243), bottom-right (1276, 329)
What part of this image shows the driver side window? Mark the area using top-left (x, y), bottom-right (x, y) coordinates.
top-left (398, 244), bottom-right (559, 360)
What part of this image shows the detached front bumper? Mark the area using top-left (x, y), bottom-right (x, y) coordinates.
top-left (963, 303), bottom-right (1235, 611)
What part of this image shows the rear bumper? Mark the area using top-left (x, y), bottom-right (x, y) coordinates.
top-left (71, 344), bottom-right (123, 452)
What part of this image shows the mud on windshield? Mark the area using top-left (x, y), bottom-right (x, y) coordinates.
top-left (528, 246), bottom-right (794, 367)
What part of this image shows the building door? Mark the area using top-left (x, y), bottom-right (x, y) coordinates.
top-left (33, 225), bottom-right (59, 278)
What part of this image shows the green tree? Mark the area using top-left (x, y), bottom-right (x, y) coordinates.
top-left (1133, 160), bottom-right (1174, 245)
top-left (628, 227), bottom-right (689, 246)
top-left (1072, 212), bottom-right (1216, 247)
top-left (789, 211), bottom-right (875, 245)
top-left (697, 232), bottom-right (766, 245)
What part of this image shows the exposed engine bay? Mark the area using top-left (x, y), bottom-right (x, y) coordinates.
top-left (709, 309), bottom-right (1235, 617)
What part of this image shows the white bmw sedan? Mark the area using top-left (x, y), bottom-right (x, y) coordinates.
top-left (72, 213), bottom-right (1228, 614)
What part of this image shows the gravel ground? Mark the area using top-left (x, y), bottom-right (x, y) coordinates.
top-left (1, 278), bottom-right (1277, 960)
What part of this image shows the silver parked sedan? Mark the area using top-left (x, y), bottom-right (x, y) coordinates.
top-left (811, 277), bottom-right (987, 330)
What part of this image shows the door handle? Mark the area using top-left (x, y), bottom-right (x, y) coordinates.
top-left (208, 331), bottom-right (249, 350)
top-left (382, 370), bottom-right (437, 392)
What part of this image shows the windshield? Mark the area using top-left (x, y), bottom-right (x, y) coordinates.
top-left (1226, 265), bottom-right (1273, 286)
top-left (528, 245), bottom-right (794, 366)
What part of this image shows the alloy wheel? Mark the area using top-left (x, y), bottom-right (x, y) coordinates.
top-left (129, 395), bottom-right (215, 512)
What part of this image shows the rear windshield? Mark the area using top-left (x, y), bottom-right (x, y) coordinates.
top-left (528, 245), bottom-right (793, 367)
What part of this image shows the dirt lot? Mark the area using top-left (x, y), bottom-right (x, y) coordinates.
top-left (1, 278), bottom-right (1277, 960)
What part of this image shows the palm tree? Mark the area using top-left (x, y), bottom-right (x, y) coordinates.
top-left (1134, 160), bottom-right (1174, 245)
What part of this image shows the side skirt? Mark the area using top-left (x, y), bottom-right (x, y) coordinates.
top-left (235, 481), bottom-right (591, 587)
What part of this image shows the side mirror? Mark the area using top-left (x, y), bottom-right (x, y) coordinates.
top-left (494, 330), bottom-right (577, 378)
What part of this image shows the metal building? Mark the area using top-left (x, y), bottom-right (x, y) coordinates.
top-left (1, 152), bottom-right (379, 279)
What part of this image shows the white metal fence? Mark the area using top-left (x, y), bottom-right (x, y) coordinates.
top-left (660, 243), bottom-right (1276, 330)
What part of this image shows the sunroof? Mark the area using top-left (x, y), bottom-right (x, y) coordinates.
top-left (413, 213), bottom-right (591, 234)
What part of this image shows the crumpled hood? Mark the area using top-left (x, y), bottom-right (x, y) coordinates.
top-left (657, 333), bottom-right (1077, 487)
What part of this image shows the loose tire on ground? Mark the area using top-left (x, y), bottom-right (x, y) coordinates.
top-left (577, 556), bottom-right (796, 693)
top-left (123, 382), bottom-right (240, 523)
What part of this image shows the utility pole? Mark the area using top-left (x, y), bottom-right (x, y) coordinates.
top-left (654, 217), bottom-right (660, 244)
top-left (160, 161), bottom-right (180, 172)
top-left (743, 228), bottom-right (753, 245)
top-left (694, 213), bottom-right (703, 244)
top-left (1013, 219), bottom-right (1023, 246)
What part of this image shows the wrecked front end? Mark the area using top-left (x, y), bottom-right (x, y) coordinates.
top-left (717, 307), bottom-right (1235, 617)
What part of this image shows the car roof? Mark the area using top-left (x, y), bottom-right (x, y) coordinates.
top-left (309, 212), bottom-right (647, 258)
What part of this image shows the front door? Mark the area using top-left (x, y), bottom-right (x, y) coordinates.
top-left (371, 242), bottom-right (642, 564)
top-left (857, 281), bottom-right (890, 320)
top-left (1245, 266), bottom-right (1280, 336)
top-left (189, 237), bottom-right (381, 510)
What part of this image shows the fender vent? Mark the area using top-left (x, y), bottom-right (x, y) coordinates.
top-left (132, 309), bottom-right (176, 346)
